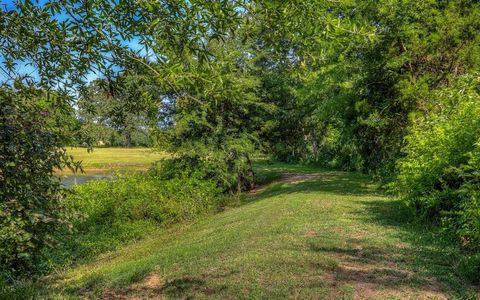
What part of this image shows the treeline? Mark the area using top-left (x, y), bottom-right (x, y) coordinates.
top-left (1, 0), bottom-right (479, 283)
top-left (268, 1), bottom-right (480, 260)
top-left (53, 75), bottom-right (156, 148)
top-left (261, 2), bottom-right (480, 256)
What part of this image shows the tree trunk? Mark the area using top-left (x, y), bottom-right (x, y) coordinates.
top-left (237, 171), bottom-right (244, 194)
top-left (125, 130), bottom-right (132, 148)
top-left (311, 127), bottom-right (319, 162)
top-left (246, 154), bottom-right (255, 189)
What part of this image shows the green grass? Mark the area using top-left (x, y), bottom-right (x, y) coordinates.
top-left (13, 163), bottom-right (480, 298)
top-left (59, 147), bottom-right (166, 174)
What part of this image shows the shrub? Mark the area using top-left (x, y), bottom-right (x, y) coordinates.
top-left (49, 171), bottom-right (223, 263)
top-left (0, 88), bottom-right (77, 279)
top-left (152, 154), bottom-right (256, 194)
top-left (70, 173), bottom-right (221, 226)
top-left (393, 74), bottom-right (480, 249)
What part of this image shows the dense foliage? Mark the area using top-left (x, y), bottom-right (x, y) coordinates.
top-left (153, 39), bottom-right (269, 192)
top-left (261, 0), bottom-right (480, 174)
top-left (76, 74), bottom-right (158, 147)
top-left (394, 75), bottom-right (480, 247)
top-left (0, 88), bottom-right (78, 278)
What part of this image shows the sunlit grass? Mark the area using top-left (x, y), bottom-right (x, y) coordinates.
top-left (31, 163), bottom-right (479, 299)
top-left (57, 147), bottom-right (167, 175)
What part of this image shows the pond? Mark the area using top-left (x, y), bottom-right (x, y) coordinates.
top-left (61, 175), bottom-right (113, 187)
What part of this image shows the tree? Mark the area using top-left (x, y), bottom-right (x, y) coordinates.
top-left (77, 74), bottom-right (156, 147)
top-left (0, 0), bottom-right (250, 279)
top-left (256, 0), bottom-right (480, 176)
top-left (154, 38), bottom-right (270, 192)
top-left (0, 87), bottom-right (79, 277)
top-left (1, 0), bottom-right (364, 191)
top-left (339, 0), bottom-right (480, 174)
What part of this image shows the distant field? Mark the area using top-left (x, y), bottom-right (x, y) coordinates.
top-left (59, 147), bottom-right (166, 175)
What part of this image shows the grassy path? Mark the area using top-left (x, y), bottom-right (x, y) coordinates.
top-left (41, 167), bottom-right (477, 299)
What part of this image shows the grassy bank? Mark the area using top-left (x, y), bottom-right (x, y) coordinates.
top-left (58, 147), bottom-right (166, 175)
top-left (12, 163), bottom-right (478, 299)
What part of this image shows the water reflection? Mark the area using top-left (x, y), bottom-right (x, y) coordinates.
top-left (61, 175), bottom-right (113, 187)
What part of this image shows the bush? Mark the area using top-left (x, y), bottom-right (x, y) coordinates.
top-left (459, 253), bottom-right (480, 285)
top-left (393, 74), bottom-right (480, 249)
top-left (47, 171), bottom-right (223, 264)
top-left (0, 88), bottom-right (77, 279)
top-left (70, 173), bottom-right (221, 226)
top-left (153, 154), bottom-right (256, 194)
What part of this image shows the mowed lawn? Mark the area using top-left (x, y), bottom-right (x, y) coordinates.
top-left (59, 147), bottom-right (166, 174)
top-left (36, 164), bottom-right (478, 299)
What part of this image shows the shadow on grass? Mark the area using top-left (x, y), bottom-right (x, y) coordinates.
top-left (244, 171), bottom-right (381, 205)
top-left (100, 271), bottom-right (234, 299)
top-left (22, 164), bottom-right (477, 298)
top-left (249, 166), bottom-right (478, 296)
top-left (307, 198), bottom-right (479, 297)
top-left (360, 200), bottom-right (473, 281)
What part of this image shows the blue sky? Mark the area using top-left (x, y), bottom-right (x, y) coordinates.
top-left (1, 0), bottom-right (14, 10)
top-left (0, 0), bottom-right (146, 86)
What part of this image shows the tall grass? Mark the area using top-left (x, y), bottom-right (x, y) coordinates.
top-left (43, 171), bottom-right (223, 271)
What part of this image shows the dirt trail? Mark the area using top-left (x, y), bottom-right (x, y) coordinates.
top-left (249, 172), bottom-right (322, 195)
